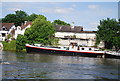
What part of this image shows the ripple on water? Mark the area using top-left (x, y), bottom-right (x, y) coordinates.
top-left (2, 51), bottom-right (120, 79)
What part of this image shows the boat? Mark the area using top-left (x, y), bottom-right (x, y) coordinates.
top-left (25, 44), bottom-right (105, 57)
top-left (105, 50), bottom-right (120, 59)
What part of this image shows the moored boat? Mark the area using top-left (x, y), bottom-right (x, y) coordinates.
top-left (105, 50), bottom-right (120, 59)
top-left (25, 44), bottom-right (105, 57)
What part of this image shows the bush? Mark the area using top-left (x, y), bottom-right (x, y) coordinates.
top-left (2, 40), bottom-right (16, 51)
top-left (16, 34), bottom-right (27, 51)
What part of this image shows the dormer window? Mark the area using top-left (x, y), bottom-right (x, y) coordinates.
top-left (17, 26), bottom-right (21, 30)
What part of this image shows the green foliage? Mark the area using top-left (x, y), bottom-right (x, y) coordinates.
top-left (2, 14), bottom-right (17, 23)
top-left (96, 18), bottom-right (120, 50)
top-left (53, 19), bottom-right (70, 26)
top-left (16, 34), bottom-right (27, 51)
top-left (2, 10), bottom-right (28, 26)
top-left (2, 40), bottom-right (16, 51)
top-left (6, 34), bottom-right (13, 40)
top-left (15, 10), bottom-right (28, 26)
top-left (27, 13), bottom-right (46, 21)
top-left (25, 16), bottom-right (57, 45)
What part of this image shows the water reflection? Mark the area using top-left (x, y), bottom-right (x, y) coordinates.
top-left (2, 51), bottom-right (120, 79)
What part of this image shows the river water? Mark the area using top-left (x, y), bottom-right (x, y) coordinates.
top-left (1, 51), bottom-right (120, 79)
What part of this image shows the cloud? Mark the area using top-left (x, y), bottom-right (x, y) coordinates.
top-left (88, 5), bottom-right (100, 10)
top-left (8, 8), bottom-right (21, 11)
top-left (41, 7), bottom-right (74, 14)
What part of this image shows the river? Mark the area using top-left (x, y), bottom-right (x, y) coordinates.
top-left (1, 51), bottom-right (120, 79)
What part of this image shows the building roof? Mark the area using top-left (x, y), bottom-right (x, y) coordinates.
top-left (21, 21), bottom-right (32, 30)
top-left (0, 23), bottom-right (14, 31)
top-left (55, 25), bottom-right (83, 33)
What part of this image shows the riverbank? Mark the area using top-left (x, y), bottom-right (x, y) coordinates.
top-left (2, 40), bottom-right (16, 51)
top-left (2, 40), bottom-right (26, 52)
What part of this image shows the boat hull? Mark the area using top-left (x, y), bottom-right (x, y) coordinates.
top-left (26, 45), bottom-right (104, 57)
top-left (104, 53), bottom-right (120, 59)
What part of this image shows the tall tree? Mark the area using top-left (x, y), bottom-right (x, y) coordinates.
top-left (24, 16), bottom-right (56, 45)
top-left (2, 14), bottom-right (17, 23)
top-left (96, 18), bottom-right (120, 50)
top-left (53, 19), bottom-right (70, 26)
top-left (2, 10), bottom-right (28, 26)
top-left (15, 10), bottom-right (28, 26)
top-left (27, 13), bottom-right (46, 21)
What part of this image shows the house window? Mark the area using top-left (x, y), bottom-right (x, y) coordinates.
top-left (2, 27), bottom-right (6, 30)
top-left (2, 33), bottom-right (6, 37)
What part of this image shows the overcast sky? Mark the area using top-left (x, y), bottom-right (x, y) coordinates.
top-left (1, 1), bottom-right (119, 31)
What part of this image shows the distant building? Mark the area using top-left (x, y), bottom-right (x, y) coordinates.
top-left (15, 21), bottom-right (32, 39)
top-left (0, 23), bottom-right (16, 41)
top-left (55, 25), bottom-right (104, 48)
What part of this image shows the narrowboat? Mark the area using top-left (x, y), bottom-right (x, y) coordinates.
top-left (105, 51), bottom-right (120, 59)
top-left (26, 44), bottom-right (105, 57)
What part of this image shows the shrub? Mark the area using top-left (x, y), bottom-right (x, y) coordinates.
top-left (2, 40), bottom-right (16, 51)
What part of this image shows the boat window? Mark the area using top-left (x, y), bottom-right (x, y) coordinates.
top-left (81, 48), bottom-right (84, 50)
top-left (89, 48), bottom-right (92, 50)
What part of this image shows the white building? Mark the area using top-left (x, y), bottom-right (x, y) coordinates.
top-left (55, 25), bottom-right (104, 48)
top-left (14, 21), bottom-right (32, 39)
top-left (0, 23), bottom-right (16, 41)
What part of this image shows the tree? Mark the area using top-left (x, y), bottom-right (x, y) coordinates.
top-left (27, 13), bottom-right (46, 21)
top-left (15, 10), bottom-right (28, 26)
top-left (2, 10), bottom-right (28, 26)
top-left (2, 14), bottom-right (17, 23)
top-left (25, 16), bottom-right (57, 45)
top-left (16, 34), bottom-right (27, 51)
top-left (96, 18), bottom-right (120, 50)
top-left (53, 19), bottom-right (70, 26)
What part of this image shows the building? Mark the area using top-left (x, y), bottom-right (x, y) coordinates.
top-left (0, 21), bottom-right (32, 41)
top-left (0, 23), bottom-right (16, 41)
top-left (14, 21), bottom-right (32, 39)
top-left (55, 25), bottom-right (104, 48)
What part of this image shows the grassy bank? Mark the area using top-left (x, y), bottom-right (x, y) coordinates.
top-left (2, 40), bottom-right (16, 51)
top-left (2, 40), bottom-right (26, 52)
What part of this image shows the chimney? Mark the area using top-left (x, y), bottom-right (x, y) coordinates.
top-left (71, 22), bottom-right (75, 28)
top-left (24, 21), bottom-right (27, 25)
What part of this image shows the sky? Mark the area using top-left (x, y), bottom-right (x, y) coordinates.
top-left (0, 1), bottom-right (119, 31)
